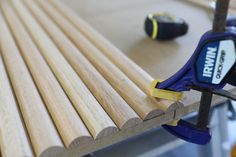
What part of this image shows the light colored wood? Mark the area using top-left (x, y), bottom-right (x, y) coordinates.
top-left (49, 87), bottom-right (236, 157)
top-left (0, 2), bottom-right (64, 157)
top-left (46, 0), bottom-right (153, 96)
top-left (1, 0), bottom-right (234, 156)
top-left (182, 0), bottom-right (213, 11)
top-left (11, 0), bottom-right (118, 139)
top-left (36, 0), bottom-right (172, 120)
top-left (58, 0), bottom-right (233, 109)
top-left (49, 89), bottom-right (236, 157)
top-left (23, 0), bottom-right (142, 130)
top-left (58, 110), bottom-right (175, 157)
top-left (30, 0), bottom-right (236, 156)
top-left (2, 1), bottom-right (92, 148)
top-left (230, 0), bottom-right (236, 10)
top-left (47, 0), bottom-right (179, 111)
top-left (181, 0), bottom-right (236, 15)
top-left (0, 48), bottom-right (33, 157)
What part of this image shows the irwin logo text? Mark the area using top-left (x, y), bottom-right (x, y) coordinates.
top-left (203, 47), bottom-right (217, 78)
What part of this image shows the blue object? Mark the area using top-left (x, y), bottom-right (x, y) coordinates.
top-left (158, 27), bottom-right (236, 145)
top-left (227, 17), bottom-right (236, 27)
top-left (163, 120), bottom-right (211, 145)
top-left (158, 28), bottom-right (236, 91)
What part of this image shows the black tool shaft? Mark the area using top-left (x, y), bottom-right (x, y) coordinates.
top-left (212, 0), bottom-right (230, 33)
top-left (196, 0), bottom-right (230, 131)
top-left (197, 92), bottom-right (213, 130)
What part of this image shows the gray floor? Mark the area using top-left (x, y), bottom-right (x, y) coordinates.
top-left (158, 144), bottom-right (200, 157)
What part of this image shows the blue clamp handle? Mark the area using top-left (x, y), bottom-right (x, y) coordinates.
top-left (162, 120), bottom-right (211, 145)
top-left (158, 27), bottom-right (236, 145)
top-left (158, 28), bottom-right (236, 91)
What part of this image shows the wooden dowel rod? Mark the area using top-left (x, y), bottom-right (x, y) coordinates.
top-left (11, 0), bottom-right (118, 139)
top-left (47, 0), bottom-right (178, 110)
top-left (0, 49), bottom-right (33, 157)
top-left (23, 0), bottom-right (141, 130)
top-left (48, 0), bottom-right (153, 96)
top-left (0, 3), bottom-right (64, 157)
top-left (36, 0), bottom-right (168, 120)
top-left (2, 1), bottom-right (92, 148)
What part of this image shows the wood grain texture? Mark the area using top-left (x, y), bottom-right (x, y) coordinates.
top-left (47, 0), bottom-right (179, 111)
top-left (36, 0), bottom-right (169, 120)
top-left (23, 0), bottom-right (142, 130)
top-left (0, 48), bottom-right (33, 157)
top-left (0, 2), bottom-right (64, 156)
top-left (11, 0), bottom-right (118, 139)
top-left (2, 1), bottom-right (92, 148)
top-left (0, 0), bottom-right (233, 156)
top-left (55, 110), bottom-right (176, 157)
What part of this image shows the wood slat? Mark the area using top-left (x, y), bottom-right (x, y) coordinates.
top-left (35, 0), bottom-right (169, 120)
top-left (57, 110), bottom-right (176, 157)
top-left (0, 2), bottom-right (64, 156)
top-left (47, 0), bottom-right (180, 111)
top-left (22, 0), bottom-right (142, 130)
top-left (10, 0), bottom-right (118, 140)
top-left (0, 48), bottom-right (33, 157)
top-left (2, 0), bottom-right (92, 148)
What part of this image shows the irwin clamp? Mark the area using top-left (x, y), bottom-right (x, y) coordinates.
top-left (151, 0), bottom-right (236, 145)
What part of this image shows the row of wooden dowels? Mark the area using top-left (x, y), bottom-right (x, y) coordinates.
top-left (0, 0), bottom-right (179, 157)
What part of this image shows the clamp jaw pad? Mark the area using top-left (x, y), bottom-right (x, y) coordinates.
top-left (150, 80), bottom-right (183, 101)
